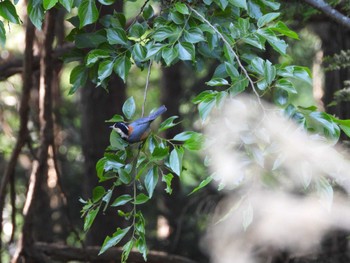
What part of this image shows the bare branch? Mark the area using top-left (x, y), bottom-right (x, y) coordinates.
top-left (33, 242), bottom-right (198, 263)
top-left (302, 0), bottom-right (350, 29)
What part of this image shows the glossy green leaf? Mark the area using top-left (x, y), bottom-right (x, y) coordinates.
top-left (215, 0), bottom-right (228, 10)
top-left (151, 146), bottom-right (169, 161)
top-left (106, 114), bottom-right (124, 123)
top-left (84, 207), bottom-right (99, 231)
top-left (110, 131), bottom-right (128, 150)
top-left (99, 227), bottom-right (131, 255)
top-left (169, 147), bottom-right (184, 176)
top-left (111, 194), bottom-right (133, 207)
top-left (189, 176), bottom-right (213, 195)
top-left (0, 0), bottom-right (20, 24)
top-left (145, 43), bottom-right (163, 60)
top-left (69, 64), bottom-right (88, 95)
top-left (177, 42), bottom-right (194, 61)
top-left (134, 193), bottom-right (150, 204)
top-left (162, 47), bottom-right (179, 66)
top-left (153, 26), bottom-right (174, 41)
top-left (275, 78), bottom-right (297, 94)
top-left (136, 234), bottom-right (147, 261)
top-left (114, 55), bottom-right (131, 82)
top-left (198, 97), bottom-right (216, 122)
top-left (92, 186), bottom-right (105, 202)
top-left (75, 31), bottom-right (107, 48)
top-left (122, 96), bottom-right (136, 120)
top-left (43, 0), bottom-right (58, 9)
top-left (78, 0), bottom-right (99, 28)
top-left (184, 28), bottom-right (205, 43)
top-left (145, 166), bottom-right (159, 198)
top-left (271, 21), bottom-right (299, 39)
top-left (175, 2), bottom-right (189, 14)
top-left (143, 4), bottom-right (154, 20)
top-left (229, 0), bottom-right (247, 9)
top-left (257, 12), bottom-right (280, 27)
top-left (106, 27), bottom-right (128, 45)
top-left (257, 28), bottom-right (287, 55)
top-left (59, 0), bottom-right (73, 11)
top-left (122, 240), bottom-right (134, 263)
top-left (129, 22), bottom-right (146, 39)
top-left (206, 78), bottom-right (229, 87)
top-left (97, 59), bottom-right (114, 85)
top-left (162, 173), bottom-right (173, 194)
top-left (86, 49), bottom-right (110, 67)
top-left (0, 21), bottom-right (5, 47)
top-left (28, 0), bottom-right (44, 29)
top-left (98, 0), bottom-right (114, 6)
top-left (133, 43), bottom-right (147, 62)
top-left (158, 116), bottom-right (179, 132)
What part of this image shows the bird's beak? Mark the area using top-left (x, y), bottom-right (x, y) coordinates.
top-left (109, 125), bottom-right (114, 129)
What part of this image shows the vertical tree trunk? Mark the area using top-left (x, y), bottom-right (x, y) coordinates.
top-left (13, 9), bottom-right (57, 262)
top-left (81, 2), bottom-right (126, 245)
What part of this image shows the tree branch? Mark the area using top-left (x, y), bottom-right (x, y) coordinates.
top-left (302, 0), bottom-right (350, 29)
top-left (0, 18), bottom-right (36, 261)
top-left (32, 242), bottom-right (198, 263)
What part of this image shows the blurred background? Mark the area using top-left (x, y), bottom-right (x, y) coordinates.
top-left (1, 0), bottom-right (350, 262)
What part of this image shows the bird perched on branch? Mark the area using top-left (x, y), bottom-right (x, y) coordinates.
top-left (110, 105), bottom-right (167, 143)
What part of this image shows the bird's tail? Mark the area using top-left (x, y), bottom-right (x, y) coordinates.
top-left (148, 105), bottom-right (167, 120)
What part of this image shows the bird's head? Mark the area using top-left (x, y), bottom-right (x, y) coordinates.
top-left (110, 122), bottom-right (129, 140)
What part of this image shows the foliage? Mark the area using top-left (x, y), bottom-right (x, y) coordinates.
top-left (4, 0), bottom-right (350, 262)
top-left (324, 49), bottom-right (350, 71)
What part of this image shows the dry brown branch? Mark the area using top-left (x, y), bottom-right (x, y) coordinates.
top-left (33, 242), bottom-right (198, 263)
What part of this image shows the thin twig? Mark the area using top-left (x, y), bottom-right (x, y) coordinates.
top-left (189, 6), bottom-right (264, 109)
top-left (126, 0), bottom-right (151, 31)
top-left (141, 61), bottom-right (153, 117)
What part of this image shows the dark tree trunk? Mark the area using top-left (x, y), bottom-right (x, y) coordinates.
top-left (81, 2), bottom-right (126, 245)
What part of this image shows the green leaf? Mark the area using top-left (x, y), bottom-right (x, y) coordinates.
top-left (340, 124), bottom-right (350, 137)
top-left (0, 0), bottom-right (21, 24)
top-left (110, 131), bottom-right (128, 150)
top-left (75, 31), bottom-right (107, 48)
top-left (263, 60), bottom-right (276, 85)
top-left (153, 26), bottom-right (174, 41)
top-left (175, 2), bottom-right (189, 14)
top-left (136, 234), bottom-right (147, 261)
top-left (78, 0), bottom-right (99, 28)
top-left (28, 0), bottom-right (44, 29)
top-left (99, 227), bottom-right (131, 255)
top-left (129, 22), bottom-right (146, 39)
top-left (86, 49), bottom-right (110, 67)
top-left (151, 146), bottom-right (169, 161)
top-left (184, 28), bottom-right (205, 43)
top-left (198, 97), bottom-right (216, 122)
top-left (316, 177), bottom-right (333, 211)
top-left (215, 0), bottom-right (228, 10)
top-left (106, 114), bottom-right (124, 123)
top-left (189, 176), bottom-right (213, 195)
top-left (134, 193), bottom-right (150, 204)
top-left (122, 96), bottom-right (136, 120)
top-left (106, 27), bottom-right (128, 45)
top-left (145, 43), bottom-right (163, 60)
top-left (261, 0), bottom-right (280, 10)
top-left (206, 78), bottom-right (229, 87)
top-left (59, 0), bottom-right (74, 11)
top-left (111, 194), bottom-right (133, 207)
top-left (114, 55), bottom-right (131, 82)
top-left (97, 59), bottom-right (114, 85)
top-left (145, 166), bottom-right (159, 198)
top-left (257, 12), bottom-right (280, 27)
top-left (177, 42), bottom-right (194, 61)
top-left (93, 186), bottom-right (105, 202)
top-left (98, 0), bottom-right (114, 5)
top-left (143, 5), bottom-right (154, 20)
top-left (271, 21), bottom-right (299, 40)
top-left (162, 173), bottom-right (173, 194)
top-left (84, 207), bottom-right (99, 231)
top-left (169, 147), bottom-right (184, 176)
top-left (173, 131), bottom-right (204, 150)
top-left (0, 21), bottom-right (5, 47)
top-left (133, 43), bottom-right (147, 62)
top-left (122, 240), bottom-right (134, 263)
top-left (158, 116), bottom-right (179, 132)
top-left (162, 47), bottom-right (178, 66)
top-left (257, 28), bottom-right (287, 55)
top-left (225, 62), bottom-right (239, 79)
top-left (275, 78), bottom-right (297, 94)
top-left (69, 64), bottom-right (88, 95)
top-left (228, 0), bottom-right (247, 9)
top-left (250, 57), bottom-right (264, 75)
top-left (43, 0), bottom-right (58, 10)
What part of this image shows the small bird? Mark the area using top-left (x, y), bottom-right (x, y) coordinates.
top-left (110, 105), bottom-right (167, 143)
